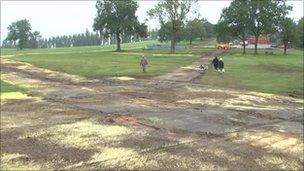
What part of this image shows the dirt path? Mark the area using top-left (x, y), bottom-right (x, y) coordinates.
top-left (1, 58), bottom-right (303, 170)
top-left (154, 50), bottom-right (226, 82)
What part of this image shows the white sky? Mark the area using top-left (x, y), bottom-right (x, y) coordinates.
top-left (1, 0), bottom-right (303, 42)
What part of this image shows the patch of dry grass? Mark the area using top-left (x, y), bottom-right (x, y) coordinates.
top-left (20, 120), bottom-right (147, 149)
top-left (1, 153), bottom-right (50, 170)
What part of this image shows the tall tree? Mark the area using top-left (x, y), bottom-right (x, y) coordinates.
top-left (220, 0), bottom-right (250, 54)
top-left (297, 17), bottom-right (304, 48)
top-left (148, 0), bottom-right (196, 53)
top-left (185, 19), bottom-right (203, 45)
top-left (158, 21), bottom-right (185, 44)
top-left (279, 17), bottom-right (297, 54)
top-left (32, 31), bottom-right (41, 48)
top-left (198, 20), bottom-right (206, 41)
top-left (93, 0), bottom-right (147, 52)
top-left (214, 21), bottom-right (233, 43)
top-left (201, 19), bottom-right (214, 39)
top-left (6, 19), bottom-right (32, 50)
top-left (247, 0), bottom-right (291, 54)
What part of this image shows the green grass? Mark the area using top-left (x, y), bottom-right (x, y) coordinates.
top-left (5, 39), bottom-right (301, 96)
top-left (202, 49), bottom-right (304, 96)
top-left (1, 40), bottom-right (158, 56)
top-left (7, 40), bottom-right (213, 77)
top-left (0, 80), bottom-right (27, 94)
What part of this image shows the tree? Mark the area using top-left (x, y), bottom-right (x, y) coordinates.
top-left (6, 19), bottom-right (32, 50)
top-left (202, 19), bottom-right (215, 39)
top-left (198, 20), bottom-right (206, 41)
top-left (158, 21), bottom-right (185, 44)
top-left (93, 0), bottom-right (147, 52)
top-left (279, 17), bottom-right (298, 54)
top-left (29, 31), bottom-right (41, 48)
top-left (6, 24), bottom-right (18, 46)
top-left (148, 29), bottom-right (159, 40)
top-left (185, 19), bottom-right (203, 45)
top-left (220, 0), bottom-right (250, 54)
top-left (148, 0), bottom-right (196, 53)
top-left (214, 21), bottom-right (233, 43)
top-left (247, 0), bottom-right (292, 54)
top-left (297, 17), bottom-right (304, 48)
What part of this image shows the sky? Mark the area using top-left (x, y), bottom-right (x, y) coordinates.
top-left (1, 0), bottom-right (303, 43)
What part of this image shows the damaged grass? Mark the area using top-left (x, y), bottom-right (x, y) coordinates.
top-left (20, 119), bottom-right (147, 150)
top-left (1, 153), bottom-right (50, 170)
top-left (0, 80), bottom-right (27, 94)
top-left (0, 80), bottom-right (30, 100)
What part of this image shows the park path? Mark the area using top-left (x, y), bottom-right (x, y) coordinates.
top-left (154, 50), bottom-right (226, 82)
top-left (1, 56), bottom-right (303, 169)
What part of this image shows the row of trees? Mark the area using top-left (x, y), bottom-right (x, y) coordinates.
top-left (4, 0), bottom-right (213, 53)
top-left (3, 27), bottom-right (101, 48)
top-left (215, 0), bottom-right (302, 54)
top-left (93, 0), bottom-right (214, 53)
top-left (158, 18), bottom-right (214, 46)
top-left (6, 0), bottom-right (300, 54)
top-left (3, 21), bottom-right (156, 49)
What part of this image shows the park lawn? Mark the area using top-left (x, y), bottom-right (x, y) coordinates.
top-left (202, 49), bottom-right (304, 96)
top-left (8, 40), bottom-right (214, 78)
top-left (9, 50), bottom-right (204, 78)
top-left (0, 40), bottom-right (158, 56)
top-left (0, 80), bottom-right (27, 94)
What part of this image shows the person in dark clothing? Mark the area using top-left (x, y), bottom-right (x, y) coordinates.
top-left (218, 58), bottom-right (225, 73)
top-left (211, 56), bottom-right (219, 70)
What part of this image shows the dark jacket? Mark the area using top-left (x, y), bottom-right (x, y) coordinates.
top-left (218, 60), bottom-right (224, 69)
top-left (212, 57), bottom-right (219, 69)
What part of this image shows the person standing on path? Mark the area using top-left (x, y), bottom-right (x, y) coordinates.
top-left (140, 55), bottom-right (148, 73)
top-left (211, 56), bottom-right (219, 70)
top-left (218, 58), bottom-right (225, 74)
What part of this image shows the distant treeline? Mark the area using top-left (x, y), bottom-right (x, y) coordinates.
top-left (2, 28), bottom-right (157, 49)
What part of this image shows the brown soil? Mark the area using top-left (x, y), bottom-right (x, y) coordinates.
top-left (105, 115), bottom-right (140, 126)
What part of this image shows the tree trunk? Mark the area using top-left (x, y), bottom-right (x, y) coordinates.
top-left (116, 31), bottom-right (121, 52)
top-left (284, 43), bottom-right (287, 55)
top-left (99, 30), bottom-right (103, 45)
top-left (171, 22), bottom-right (176, 53)
top-left (170, 39), bottom-right (175, 53)
top-left (254, 35), bottom-right (258, 54)
top-left (190, 38), bottom-right (192, 45)
top-left (171, 31), bottom-right (176, 53)
top-left (242, 41), bottom-right (246, 54)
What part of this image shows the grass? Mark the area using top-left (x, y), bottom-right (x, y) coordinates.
top-left (0, 80), bottom-right (27, 94)
top-left (3, 39), bottom-right (302, 96)
top-left (0, 41), bottom-right (158, 56)
top-left (6, 40), bottom-right (213, 77)
top-left (202, 49), bottom-right (304, 96)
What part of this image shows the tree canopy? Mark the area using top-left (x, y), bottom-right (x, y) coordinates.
top-left (297, 17), bottom-right (304, 48)
top-left (219, 0), bottom-right (250, 54)
top-left (6, 19), bottom-right (32, 50)
top-left (216, 0), bottom-right (292, 54)
top-left (185, 19), bottom-right (204, 45)
top-left (148, 0), bottom-right (196, 53)
top-left (247, 0), bottom-right (292, 54)
top-left (93, 0), bottom-right (147, 52)
top-left (279, 17), bottom-right (298, 54)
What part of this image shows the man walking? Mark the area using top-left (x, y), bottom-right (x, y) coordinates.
top-left (211, 56), bottom-right (219, 70)
top-left (140, 55), bottom-right (148, 73)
